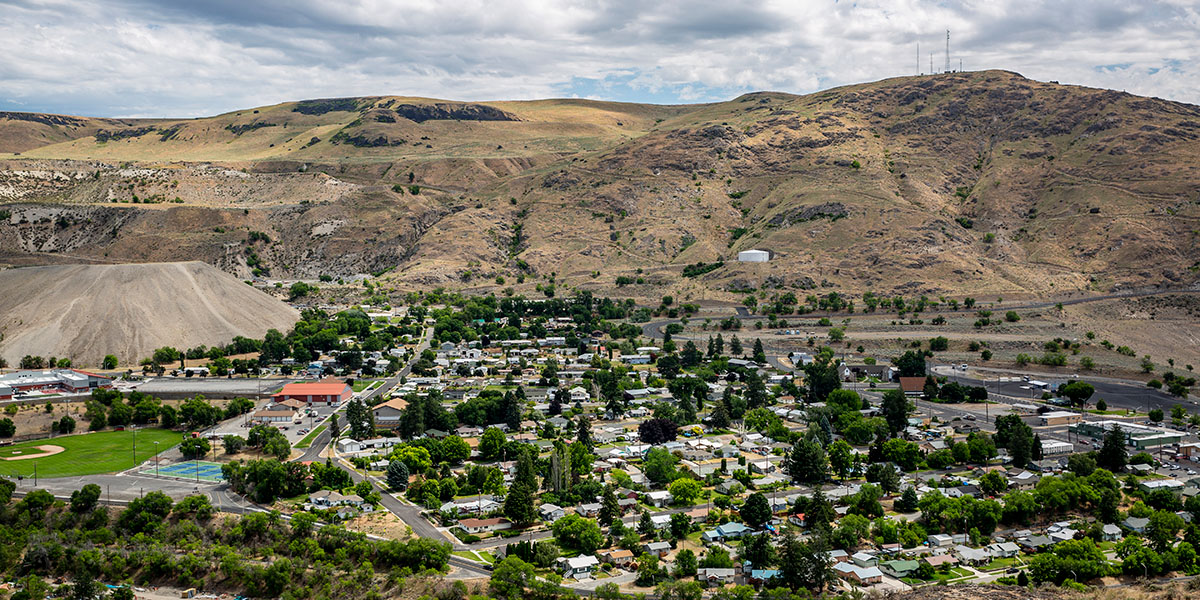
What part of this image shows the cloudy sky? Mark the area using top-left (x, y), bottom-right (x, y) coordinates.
top-left (1, 0), bottom-right (1197, 117)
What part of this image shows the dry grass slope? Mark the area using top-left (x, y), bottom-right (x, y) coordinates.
top-left (0, 261), bottom-right (298, 367)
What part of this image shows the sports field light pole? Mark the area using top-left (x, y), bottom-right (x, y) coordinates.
top-left (154, 441), bottom-right (160, 478)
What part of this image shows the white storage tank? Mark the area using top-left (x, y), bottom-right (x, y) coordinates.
top-left (737, 249), bottom-right (770, 262)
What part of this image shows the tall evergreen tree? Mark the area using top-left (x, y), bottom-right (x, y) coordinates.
top-left (710, 397), bottom-right (731, 430)
top-left (1098, 424), bottom-right (1128, 472)
top-left (752, 338), bottom-right (766, 364)
top-left (386, 460), bottom-right (410, 490)
top-left (730, 335), bottom-right (742, 356)
top-left (514, 447), bottom-right (538, 491)
top-left (599, 485), bottom-right (620, 527)
top-left (577, 416), bottom-right (593, 451)
top-left (678, 395), bottom-right (697, 425)
top-left (744, 370), bottom-right (768, 410)
top-left (503, 482), bottom-right (536, 525)
top-left (502, 391), bottom-right (522, 431)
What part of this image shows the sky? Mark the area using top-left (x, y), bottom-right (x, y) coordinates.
top-left (1, 0), bottom-right (1197, 118)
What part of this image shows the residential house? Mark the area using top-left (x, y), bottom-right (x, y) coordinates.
top-left (851, 552), bottom-right (877, 568)
top-left (557, 555), bottom-right (600, 580)
top-left (539, 504), bottom-right (566, 522)
top-left (833, 562), bottom-right (883, 585)
top-left (650, 514), bottom-right (671, 530)
top-left (880, 560), bottom-right (920, 579)
top-left (696, 568), bottom-right (737, 587)
top-left (1124, 516), bottom-right (1150, 534)
top-left (441, 497), bottom-right (500, 516)
top-left (747, 569), bottom-right (781, 586)
top-left (643, 541), bottom-right (672, 558)
top-left (1102, 524), bottom-right (1123, 542)
top-left (646, 490), bottom-right (673, 507)
top-left (701, 522), bottom-right (754, 543)
top-left (923, 554), bottom-right (958, 568)
top-left (955, 545), bottom-right (990, 565)
top-left (599, 549), bottom-right (635, 568)
top-left (1018, 535), bottom-right (1053, 553)
top-left (309, 490), bottom-right (364, 508)
top-left (459, 518), bottom-right (512, 535)
top-left (987, 542), bottom-right (1020, 558)
top-left (578, 503), bottom-right (602, 518)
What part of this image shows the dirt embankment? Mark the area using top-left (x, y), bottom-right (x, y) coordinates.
top-left (0, 261), bottom-right (298, 367)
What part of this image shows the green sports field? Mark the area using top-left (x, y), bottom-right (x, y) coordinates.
top-left (0, 429), bottom-right (183, 479)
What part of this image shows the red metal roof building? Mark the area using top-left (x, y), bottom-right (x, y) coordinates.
top-left (271, 380), bottom-right (351, 405)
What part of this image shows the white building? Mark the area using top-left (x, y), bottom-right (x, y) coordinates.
top-left (737, 249), bottom-right (770, 262)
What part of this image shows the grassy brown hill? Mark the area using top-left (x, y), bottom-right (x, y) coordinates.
top-left (1, 71), bottom-right (1198, 300)
top-left (0, 262), bottom-right (298, 367)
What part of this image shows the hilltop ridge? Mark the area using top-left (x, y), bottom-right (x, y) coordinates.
top-left (1, 70), bottom-right (1198, 299)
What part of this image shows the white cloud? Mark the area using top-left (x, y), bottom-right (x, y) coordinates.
top-left (0, 0), bottom-right (1196, 117)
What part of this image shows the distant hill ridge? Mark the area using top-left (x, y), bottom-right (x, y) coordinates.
top-left (1, 70), bottom-right (1197, 298)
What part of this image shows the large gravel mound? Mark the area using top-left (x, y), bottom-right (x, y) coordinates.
top-left (0, 262), bottom-right (298, 368)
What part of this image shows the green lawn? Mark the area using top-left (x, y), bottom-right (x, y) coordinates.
top-left (295, 424), bottom-right (327, 449)
top-left (351, 380), bottom-right (376, 393)
top-left (982, 557), bottom-right (1021, 571)
top-left (0, 429), bottom-right (184, 478)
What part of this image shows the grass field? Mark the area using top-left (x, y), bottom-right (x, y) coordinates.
top-left (0, 429), bottom-right (183, 478)
top-left (295, 424), bottom-right (327, 449)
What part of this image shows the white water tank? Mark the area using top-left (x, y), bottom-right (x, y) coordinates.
top-left (737, 249), bottom-right (770, 262)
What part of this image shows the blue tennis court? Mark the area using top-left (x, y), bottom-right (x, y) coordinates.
top-left (142, 460), bottom-right (225, 482)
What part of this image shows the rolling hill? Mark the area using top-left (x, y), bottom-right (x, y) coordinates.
top-left (0, 262), bottom-right (298, 367)
top-left (2, 70), bottom-right (1198, 301)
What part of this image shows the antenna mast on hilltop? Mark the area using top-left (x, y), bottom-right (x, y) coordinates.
top-left (917, 41), bottom-right (920, 75)
top-left (946, 30), bottom-right (951, 72)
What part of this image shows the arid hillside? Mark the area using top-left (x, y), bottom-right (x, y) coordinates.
top-left (2, 70), bottom-right (1197, 299)
top-left (0, 262), bottom-right (298, 367)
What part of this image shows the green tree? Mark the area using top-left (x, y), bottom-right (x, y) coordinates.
top-left (1060, 381), bottom-right (1096, 407)
top-left (828, 439), bottom-right (853, 480)
top-left (599, 485), bottom-right (620, 526)
top-left (896, 487), bottom-right (920, 512)
top-left (644, 446), bottom-right (679, 484)
top-left (785, 437), bottom-right (827, 484)
top-left (674, 548), bottom-right (698, 577)
top-left (179, 436), bottom-right (211, 459)
top-left (980, 471), bottom-right (1008, 496)
top-left (490, 556), bottom-right (537, 600)
top-left (740, 492), bottom-right (772, 528)
top-left (551, 513), bottom-right (604, 553)
top-left (102, 354), bottom-right (119, 369)
top-left (386, 459), bottom-right (410, 490)
top-left (1097, 424), bottom-right (1128, 472)
top-left (70, 483), bottom-right (102, 513)
top-left (669, 478), bottom-right (702, 505)
top-left (881, 389), bottom-right (909, 435)
top-left (778, 530), bottom-right (834, 592)
top-left (480, 427), bottom-right (506, 460)
top-left (503, 483), bottom-right (537, 526)
top-left (892, 350), bottom-right (926, 378)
